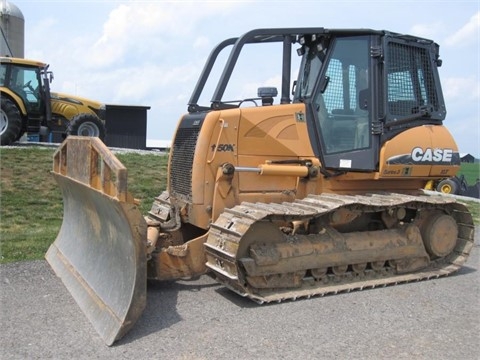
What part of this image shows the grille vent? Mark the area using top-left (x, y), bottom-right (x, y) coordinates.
top-left (169, 114), bottom-right (205, 199)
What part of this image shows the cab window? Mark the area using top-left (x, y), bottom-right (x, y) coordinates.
top-left (10, 66), bottom-right (42, 109)
top-left (386, 41), bottom-right (438, 120)
top-left (313, 36), bottom-right (371, 154)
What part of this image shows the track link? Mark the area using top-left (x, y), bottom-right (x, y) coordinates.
top-left (204, 193), bottom-right (475, 303)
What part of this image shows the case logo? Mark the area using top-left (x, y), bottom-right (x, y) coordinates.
top-left (411, 147), bottom-right (453, 162)
top-left (386, 147), bottom-right (459, 165)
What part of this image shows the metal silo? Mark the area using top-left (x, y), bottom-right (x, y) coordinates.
top-left (0, 0), bottom-right (24, 57)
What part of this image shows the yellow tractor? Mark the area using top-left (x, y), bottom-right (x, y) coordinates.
top-left (46, 28), bottom-right (474, 345)
top-left (0, 56), bottom-right (106, 145)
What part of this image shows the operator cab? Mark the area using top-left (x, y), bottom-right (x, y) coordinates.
top-left (0, 59), bottom-right (53, 135)
top-left (1, 63), bottom-right (43, 113)
top-left (294, 31), bottom-right (445, 172)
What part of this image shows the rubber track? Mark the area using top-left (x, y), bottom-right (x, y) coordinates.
top-left (205, 192), bottom-right (475, 303)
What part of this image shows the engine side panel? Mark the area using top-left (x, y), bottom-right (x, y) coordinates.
top-left (379, 125), bottom-right (460, 178)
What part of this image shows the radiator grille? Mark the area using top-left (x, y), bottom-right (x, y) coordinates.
top-left (169, 115), bottom-right (204, 199)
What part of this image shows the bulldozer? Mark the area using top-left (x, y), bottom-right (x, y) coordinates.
top-left (46, 28), bottom-right (475, 346)
top-left (0, 56), bottom-right (106, 145)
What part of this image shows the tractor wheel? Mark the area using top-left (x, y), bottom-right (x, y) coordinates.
top-left (1, 97), bottom-right (23, 146)
top-left (67, 114), bottom-right (106, 140)
top-left (436, 178), bottom-right (458, 194)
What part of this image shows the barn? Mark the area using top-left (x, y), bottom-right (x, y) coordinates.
top-left (460, 153), bottom-right (475, 163)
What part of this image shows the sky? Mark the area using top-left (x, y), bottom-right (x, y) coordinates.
top-left (8, 0), bottom-right (480, 157)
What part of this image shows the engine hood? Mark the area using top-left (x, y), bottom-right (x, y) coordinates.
top-left (50, 92), bottom-right (104, 110)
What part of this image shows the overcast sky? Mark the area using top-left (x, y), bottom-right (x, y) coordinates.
top-left (11, 0), bottom-right (480, 156)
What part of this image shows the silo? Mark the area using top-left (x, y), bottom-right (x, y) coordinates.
top-left (0, 0), bottom-right (24, 57)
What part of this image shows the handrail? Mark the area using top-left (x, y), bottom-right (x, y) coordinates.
top-left (207, 119), bottom-right (225, 164)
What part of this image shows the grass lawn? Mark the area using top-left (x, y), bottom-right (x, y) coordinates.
top-left (457, 162), bottom-right (480, 185)
top-left (0, 146), bottom-right (167, 263)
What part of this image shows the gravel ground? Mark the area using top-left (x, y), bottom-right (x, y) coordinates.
top-left (1, 228), bottom-right (479, 360)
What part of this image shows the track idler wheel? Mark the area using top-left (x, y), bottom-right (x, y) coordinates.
top-left (421, 213), bottom-right (458, 258)
top-left (352, 263), bottom-right (367, 274)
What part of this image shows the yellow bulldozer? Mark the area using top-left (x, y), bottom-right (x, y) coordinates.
top-left (0, 56), bottom-right (106, 145)
top-left (46, 28), bottom-right (474, 345)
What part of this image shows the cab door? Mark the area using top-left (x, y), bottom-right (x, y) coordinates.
top-left (309, 35), bottom-right (380, 172)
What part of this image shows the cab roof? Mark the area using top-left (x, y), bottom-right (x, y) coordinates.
top-left (0, 56), bottom-right (47, 68)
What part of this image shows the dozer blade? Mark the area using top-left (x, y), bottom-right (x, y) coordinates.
top-left (45, 137), bottom-right (148, 346)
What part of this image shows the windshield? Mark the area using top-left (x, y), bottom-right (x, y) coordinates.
top-left (12, 66), bottom-right (41, 99)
